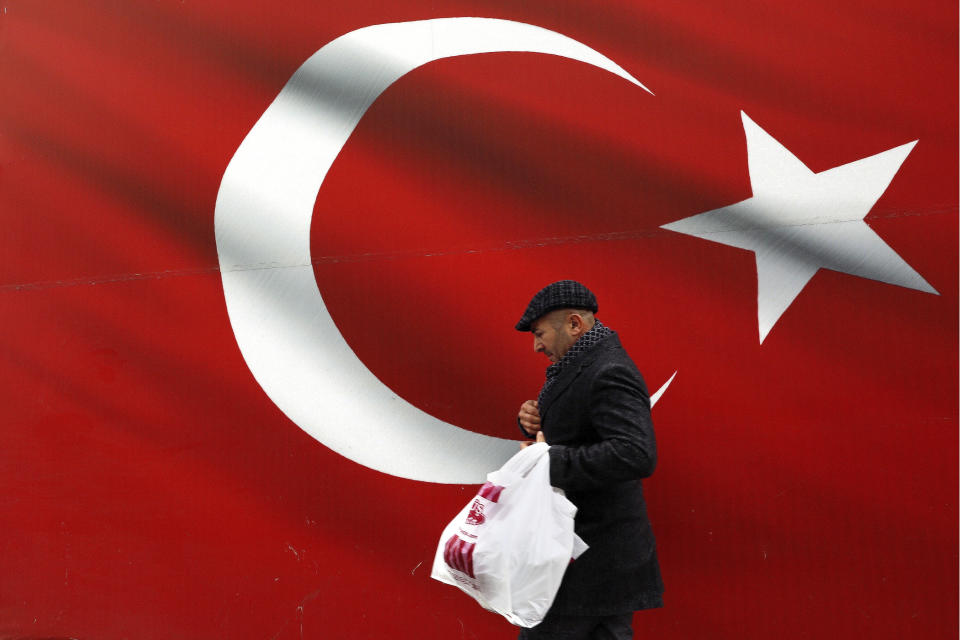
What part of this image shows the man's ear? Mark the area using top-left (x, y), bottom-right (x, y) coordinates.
top-left (568, 312), bottom-right (584, 335)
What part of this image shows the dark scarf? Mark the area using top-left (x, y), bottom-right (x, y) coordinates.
top-left (537, 320), bottom-right (612, 409)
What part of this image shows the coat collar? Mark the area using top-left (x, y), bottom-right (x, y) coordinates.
top-left (539, 331), bottom-right (620, 421)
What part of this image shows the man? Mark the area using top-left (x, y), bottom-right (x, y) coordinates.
top-left (515, 280), bottom-right (663, 640)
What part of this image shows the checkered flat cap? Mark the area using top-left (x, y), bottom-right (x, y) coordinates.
top-left (515, 280), bottom-right (598, 331)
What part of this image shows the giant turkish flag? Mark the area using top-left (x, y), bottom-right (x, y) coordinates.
top-left (1, 1), bottom-right (956, 639)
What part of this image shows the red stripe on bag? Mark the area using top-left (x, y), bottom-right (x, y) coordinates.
top-left (478, 482), bottom-right (503, 503)
top-left (443, 535), bottom-right (476, 578)
top-left (443, 535), bottom-right (460, 573)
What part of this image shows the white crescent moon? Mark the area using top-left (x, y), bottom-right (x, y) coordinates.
top-left (214, 18), bottom-right (665, 483)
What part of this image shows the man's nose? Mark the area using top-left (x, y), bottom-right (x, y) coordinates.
top-left (533, 338), bottom-right (543, 352)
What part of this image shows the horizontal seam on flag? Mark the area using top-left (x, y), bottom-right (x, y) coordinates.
top-left (2, 206), bottom-right (953, 292)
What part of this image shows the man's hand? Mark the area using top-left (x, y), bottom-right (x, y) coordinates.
top-left (518, 399), bottom-right (542, 437)
top-left (521, 430), bottom-right (547, 449)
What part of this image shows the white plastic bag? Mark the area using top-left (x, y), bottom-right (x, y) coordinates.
top-left (430, 442), bottom-right (588, 627)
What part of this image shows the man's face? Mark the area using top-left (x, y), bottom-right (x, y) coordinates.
top-left (530, 312), bottom-right (576, 363)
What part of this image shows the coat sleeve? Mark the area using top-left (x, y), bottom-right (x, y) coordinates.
top-left (547, 361), bottom-right (657, 492)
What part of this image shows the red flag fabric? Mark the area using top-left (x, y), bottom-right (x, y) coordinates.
top-left (1, 2), bottom-right (956, 639)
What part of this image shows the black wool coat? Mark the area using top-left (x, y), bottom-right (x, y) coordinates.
top-left (540, 332), bottom-right (664, 616)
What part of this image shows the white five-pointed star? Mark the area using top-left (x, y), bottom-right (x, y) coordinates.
top-left (661, 111), bottom-right (937, 343)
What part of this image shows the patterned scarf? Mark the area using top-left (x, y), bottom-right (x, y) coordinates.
top-left (537, 320), bottom-right (612, 409)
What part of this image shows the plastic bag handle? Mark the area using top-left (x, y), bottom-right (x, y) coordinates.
top-left (497, 442), bottom-right (549, 478)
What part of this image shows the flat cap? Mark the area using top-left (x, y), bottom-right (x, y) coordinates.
top-left (515, 280), bottom-right (598, 331)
